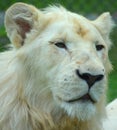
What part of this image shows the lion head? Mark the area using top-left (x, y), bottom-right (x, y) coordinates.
top-left (1, 2), bottom-right (114, 130)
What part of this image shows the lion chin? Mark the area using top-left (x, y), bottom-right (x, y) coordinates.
top-left (61, 100), bottom-right (96, 121)
top-left (0, 2), bottom-right (114, 130)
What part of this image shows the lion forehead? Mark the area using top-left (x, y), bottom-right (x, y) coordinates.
top-left (41, 12), bottom-right (104, 46)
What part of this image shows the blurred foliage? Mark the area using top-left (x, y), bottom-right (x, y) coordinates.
top-left (108, 27), bottom-right (117, 101)
top-left (0, 0), bottom-right (117, 14)
top-left (0, 26), bottom-right (6, 37)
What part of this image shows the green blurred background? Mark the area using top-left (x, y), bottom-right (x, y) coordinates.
top-left (0, 0), bottom-right (117, 102)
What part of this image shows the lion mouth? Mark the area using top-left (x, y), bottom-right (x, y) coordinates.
top-left (66, 94), bottom-right (96, 103)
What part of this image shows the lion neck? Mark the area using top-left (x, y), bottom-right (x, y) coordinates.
top-left (49, 113), bottom-right (103, 130)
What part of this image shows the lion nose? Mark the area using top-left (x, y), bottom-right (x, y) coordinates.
top-left (76, 69), bottom-right (104, 88)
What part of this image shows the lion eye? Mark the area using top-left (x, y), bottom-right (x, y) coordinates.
top-left (55, 42), bottom-right (67, 49)
top-left (96, 45), bottom-right (105, 51)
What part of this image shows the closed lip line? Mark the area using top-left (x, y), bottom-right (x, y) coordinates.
top-left (65, 93), bottom-right (96, 103)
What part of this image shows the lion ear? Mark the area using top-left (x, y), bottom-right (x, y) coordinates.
top-left (5, 3), bottom-right (42, 48)
top-left (92, 12), bottom-right (115, 48)
top-left (93, 12), bottom-right (114, 36)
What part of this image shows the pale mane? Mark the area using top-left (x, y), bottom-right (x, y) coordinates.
top-left (42, 5), bottom-right (67, 14)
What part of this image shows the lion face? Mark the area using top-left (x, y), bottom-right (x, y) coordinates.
top-left (44, 17), bottom-right (108, 120)
top-left (5, 3), bottom-right (113, 121)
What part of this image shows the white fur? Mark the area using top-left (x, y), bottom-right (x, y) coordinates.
top-left (103, 99), bottom-right (117, 130)
top-left (0, 2), bottom-right (114, 130)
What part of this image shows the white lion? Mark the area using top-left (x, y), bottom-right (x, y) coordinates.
top-left (0, 2), bottom-right (115, 130)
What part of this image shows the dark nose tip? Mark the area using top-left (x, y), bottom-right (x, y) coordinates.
top-left (76, 70), bottom-right (104, 88)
